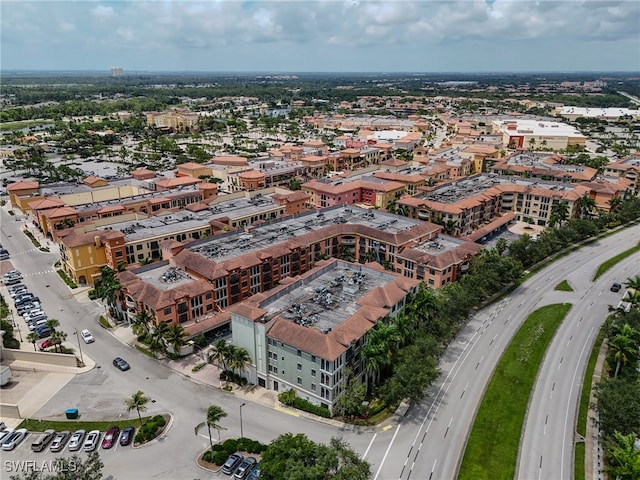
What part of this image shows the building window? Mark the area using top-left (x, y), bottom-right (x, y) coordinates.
top-left (115, 251), bottom-right (123, 258)
top-left (311, 383), bottom-right (316, 391)
top-left (164, 307), bottom-right (171, 315)
top-left (297, 363), bottom-right (302, 371)
top-left (311, 369), bottom-right (316, 377)
top-left (297, 377), bottom-right (302, 385)
top-left (297, 349), bottom-right (301, 356)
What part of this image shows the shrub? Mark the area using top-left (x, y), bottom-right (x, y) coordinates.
top-left (152, 415), bottom-right (166, 427)
top-left (212, 450), bottom-right (228, 465)
top-left (278, 389), bottom-right (331, 418)
top-left (193, 334), bottom-right (208, 348)
top-left (192, 362), bottom-right (206, 372)
top-left (98, 316), bottom-right (111, 329)
top-left (56, 269), bottom-right (77, 288)
top-left (88, 289), bottom-right (98, 300)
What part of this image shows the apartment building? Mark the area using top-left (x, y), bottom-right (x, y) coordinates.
top-left (115, 206), bottom-right (481, 330)
top-left (302, 177), bottom-right (405, 209)
top-left (399, 174), bottom-right (592, 234)
top-left (229, 259), bottom-right (419, 412)
top-left (603, 154), bottom-right (640, 193)
top-left (146, 110), bottom-right (200, 132)
top-left (490, 152), bottom-right (598, 183)
top-left (59, 189), bottom-right (296, 285)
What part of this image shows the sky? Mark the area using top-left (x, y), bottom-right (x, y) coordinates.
top-left (1, 0), bottom-right (639, 73)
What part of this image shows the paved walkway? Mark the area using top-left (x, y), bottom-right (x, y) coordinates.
top-left (585, 340), bottom-right (608, 480)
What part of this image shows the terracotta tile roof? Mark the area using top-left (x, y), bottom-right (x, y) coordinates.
top-left (28, 197), bottom-right (66, 210)
top-left (178, 162), bottom-right (206, 170)
top-left (7, 180), bottom-right (39, 192)
top-left (41, 206), bottom-right (78, 219)
top-left (155, 176), bottom-right (202, 188)
top-left (380, 158), bottom-right (409, 167)
top-left (238, 169), bottom-right (265, 179)
top-left (62, 228), bottom-right (124, 248)
top-left (119, 272), bottom-right (213, 311)
top-left (83, 175), bottom-right (106, 185)
top-left (96, 205), bottom-right (125, 214)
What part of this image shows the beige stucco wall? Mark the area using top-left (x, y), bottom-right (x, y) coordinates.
top-left (2, 349), bottom-right (78, 368)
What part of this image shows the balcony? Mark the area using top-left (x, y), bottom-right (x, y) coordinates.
top-left (340, 236), bottom-right (356, 246)
top-left (418, 211), bottom-right (430, 221)
top-left (125, 296), bottom-right (136, 309)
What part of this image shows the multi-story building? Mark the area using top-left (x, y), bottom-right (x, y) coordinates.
top-left (399, 174), bottom-right (594, 234)
top-left (146, 110), bottom-right (200, 132)
top-left (59, 189), bottom-right (302, 285)
top-left (229, 258), bottom-right (419, 413)
top-left (603, 154), bottom-right (640, 193)
top-left (489, 152), bottom-right (597, 183)
top-left (115, 206), bottom-right (481, 328)
top-left (302, 177), bottom-right (405, 209)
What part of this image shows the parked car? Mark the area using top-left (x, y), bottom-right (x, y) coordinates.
top-left (119, 426), bottom-right (135, 446)
top-left (234, 457), bottom-right (257, 479)
top-left (49, 430), bottom-right (70, 452)
top-left (15, 295), bottom-right (39, 306)
top-left (25, 310), bottom-right (46, 322)
top-left (9, 287), bottom-right (28, 298)
top-left (611, 282), bottom-right (622, 292)
top-left (34, 326), bottom-right (52, 338)
top-left (246, 463), bottom-right (261, 480)
top-left (113, 357), bottom-right (130, 371)
top-left (39, 339), bottom-right (55, 350)
top-left (83, 430), bottom-right (101, 452)
top-left (222, 452), bottom-right (244, 475)
top-left (1, 428), bottom-right (27, 451)
top-left (101, 426), bottom-right (120, 449)
top-left (0, 428), bottom-right (14, 444)
top-left (67, 430), bottom-right (86, 452)
top-left (28, 318), bottom-right (49, 331)
top-left (31, 429), bottom-right (56, 452)
top-left (80, 329), bottom-right (94, 343)
top-left (8, 283), bottom-right (26, 292)
top-left (18, 302), bottom-right (41, 315)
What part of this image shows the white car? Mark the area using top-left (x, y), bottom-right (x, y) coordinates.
top-left (80, 329), bottom-right (94, 343)
top-left (83, 430), bottom-right (100, 452)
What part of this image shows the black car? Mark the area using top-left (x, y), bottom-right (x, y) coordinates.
top-left (119, 426), bottom-right (135, 446)
top-left (222, 452), bottom-right (244, 475)
top-left (611, 283), bottom-right (622, 292)
top-left (113, 357), bottom-right (130, 371)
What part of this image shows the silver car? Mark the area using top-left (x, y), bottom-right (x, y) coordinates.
top-left (1, 428), bottom-right (27, 451)
top-left (49, 431), bottom-right (70, 452)
top-left (67, 429), bottom-right (86, 452)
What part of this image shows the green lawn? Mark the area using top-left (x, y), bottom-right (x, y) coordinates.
top-left (593, 242), bottom-right (640, 281)
top-left (458, 303), bottom-right (572, 480)
top-left (19, 417), bottom-right (146, 432)
top-left (575, 442), bottom-right (586, 480)
top-left (555, 280), bottom-right (574, 292)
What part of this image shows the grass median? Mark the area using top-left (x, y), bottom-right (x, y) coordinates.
top-left (19, 417), bottom-right (148, 432)
top-left (593, 242), bottom-right (640, 281)
top-left (458, 303), bottom-right (572, 480)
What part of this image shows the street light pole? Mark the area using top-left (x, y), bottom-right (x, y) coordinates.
top-left (239, 403), bottom-right (246, 439)
top-left (74, 331), bottom-right (84, 366)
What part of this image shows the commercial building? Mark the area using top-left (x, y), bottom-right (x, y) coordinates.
top-left (492, 119), bottom-right (586, 151)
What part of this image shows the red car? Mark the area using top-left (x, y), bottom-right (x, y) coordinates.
top-left (101, 426), bottom-right (120, 449)
top-left (39, 339), bottom-right (54, 350)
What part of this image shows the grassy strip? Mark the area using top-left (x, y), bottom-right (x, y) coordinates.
top-left (575, 442), bottom-right (586, 480)
top-left (576, 325), bottom-right (606, 437)
top-left (593, 242), bottom-right (640, 281)
top-left (555, 280), bottom-right (574, 292)
top-left (19, 417), bottom-right (145, 432)
top-left (458, 303), bottom-right (572, 480)
top-left (56, 269), bottom-right (77, 289)
top-left (135, 344), bottom-right (155, 358)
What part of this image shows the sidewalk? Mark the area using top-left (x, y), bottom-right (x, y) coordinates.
top-left (585, 340), bottom-right (608, 480)
top-left (108, 323), bottom-right (385, 433)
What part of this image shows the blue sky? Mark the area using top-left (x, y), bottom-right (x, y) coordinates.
top-left (1, 0), bottom-right (639, 73)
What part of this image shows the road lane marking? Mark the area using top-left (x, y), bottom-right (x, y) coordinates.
top-left (373, 424), bottom-right (400, 480)
top-left (460, 382), bottom-right (469, 399)
top-left (560, 326), bottom-right (595, 477)
top-left (382, 425), bottom-right (393, 431)
top-left (273, 405), bottom-right (299, 417)
top-left (362, 433), bottom-right (376, 460)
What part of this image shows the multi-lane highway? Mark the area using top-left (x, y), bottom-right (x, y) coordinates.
top-left (363, 224), bottom-right (640, 480)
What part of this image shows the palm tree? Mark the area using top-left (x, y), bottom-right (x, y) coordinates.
top-left (442, 219), bottom-right (459, 236)
top-left (608, 332), bottom-right (637, 377)
top-left (131, 309), bottom-right (154, 338)
top-left (392, 313), bottom-right (415, 348)
top-left (27, 332), bottom-right (39, 351)
top-left (207, 338), bottom-right (230, 370)
top-left (228, 346), bottom-right (251, 377)
top-left (624, 275), bottom-right (640, 292)
top-left (550, 200), bottom-right (570, 227)
top-left (576, 194), bottom-right (597, 219)
top-left (194, 405), bottom-right (228, 450)
top-left (125, 390), bottom-right (150, 427)
top-left (608, 196), bottom-right (623, 213)
top-left (163, 324), bottom-right (188, 357)
top-left (362, 322), bottom-right (399, 386)
top-left (51, 331), bottom-right (67, 353)
top-left (606, 431), bottom-right (640, 480)
top-left (408, 283), bottom-right (439, 327)
top-left (386, 198), bottom-right (398, 214)
top-left (149, 322), bottom-right (169, 357)
top-left (45, 318), bottom-right (60, 332)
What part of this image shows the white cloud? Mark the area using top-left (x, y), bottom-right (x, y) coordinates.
top-left (92, 5), bottom-right (115, 19)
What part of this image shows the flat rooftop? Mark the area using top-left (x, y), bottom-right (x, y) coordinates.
top-left (413, 235), bottom-right (465, 255)
top-left (189, 205), bottom-right (421, 262)
top-left (415, 173), bottom-right (577, 204)
top-left (261, 261), bottom-right (397, 334)
top-left (137, 264), bottom-right (195, 291)
top-left (38, 177), bottom-right (149, 197)
top-left (97, 193), bottom-right (277, 241)
top-left (503, 152), bottom-right (589, 173)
